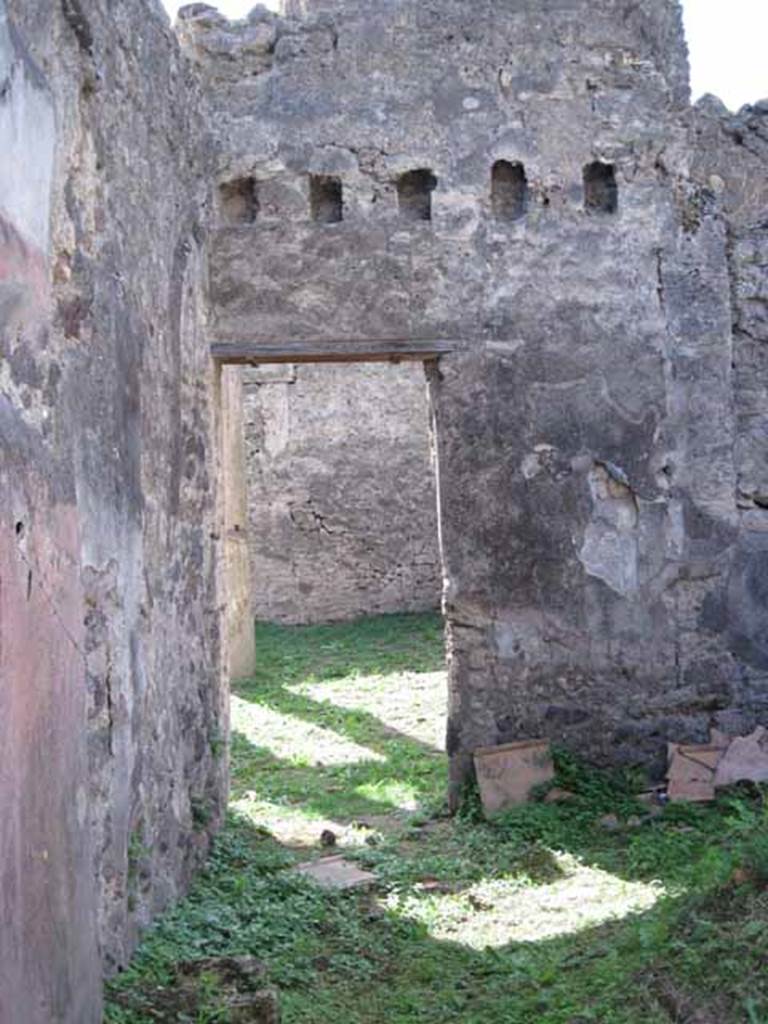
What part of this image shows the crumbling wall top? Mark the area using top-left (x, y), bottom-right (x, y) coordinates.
top-left (177, 0), bottom-right (690, 111)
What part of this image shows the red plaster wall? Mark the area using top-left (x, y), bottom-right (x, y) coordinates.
top-left (0, 498), bottom-right (101, 1024)
top-left (0, 59), bottom-right (101, 1022)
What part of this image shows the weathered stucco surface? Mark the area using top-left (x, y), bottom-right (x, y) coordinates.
top-left (185, 0), bottom-right (768, 801)
top-left (222, 364), bottom-right (257, 673)
top-left (0, 12), bottom-right (100, 1021)
top-left (242, 361), bottom-right (441, 623)
top-left (1, 0), bottom-right (228, 1018)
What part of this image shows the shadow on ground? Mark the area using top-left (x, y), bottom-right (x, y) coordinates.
top-left (105, 613), bottom-right (768, 1024)
top-left (105, 807), bottom-right (768, 1024)
top-left (230, 611), bottom-right (448, 826)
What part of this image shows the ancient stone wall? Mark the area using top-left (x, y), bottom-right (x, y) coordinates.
top-left (685, 97), bottom-right (768, 717)
top-left (0, 1), bottom-right (227, 1018)
top-left (242, 361), bottom-right (441, 624)
top-left (688, 98), bottom-right (768, 514)
top-left (188, 0), bottom-right (767, 802)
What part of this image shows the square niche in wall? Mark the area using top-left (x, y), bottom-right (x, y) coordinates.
top-left (219, 177), bottom-right (259, 225)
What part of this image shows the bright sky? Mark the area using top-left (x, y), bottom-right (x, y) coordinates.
top-left (162, 0), bottom-right (768, 112)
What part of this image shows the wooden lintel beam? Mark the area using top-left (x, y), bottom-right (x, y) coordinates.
top-left (210, 339), bottom-right (456, 365)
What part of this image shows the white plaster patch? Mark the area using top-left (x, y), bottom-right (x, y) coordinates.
top-left (521, 444), bottom-right (557, 480)
top-left (521, 452), bottom-right (542, 480)
top-left (0, 10), bottom-right (55, 253)
top-left (579, 463), bottom-right (639, 596)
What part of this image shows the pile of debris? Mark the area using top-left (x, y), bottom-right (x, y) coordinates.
top-left (667, 726), bottom-right (768, 802)
top-left (109, 956), bottom-right (281, 1023)
top-left (472, 728), bottom-right (768, 816)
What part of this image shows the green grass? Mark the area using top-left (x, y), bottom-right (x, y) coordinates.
top-left (105, 612), bottom-right (768, 1024)
top-left (229, 615), bottom-right (447, 829)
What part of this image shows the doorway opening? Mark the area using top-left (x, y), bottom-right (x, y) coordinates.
top-left (215, 342), bottom-right (451, 852)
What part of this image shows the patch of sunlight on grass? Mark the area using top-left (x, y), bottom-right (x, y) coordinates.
top-left (384, 851), bottom-right (664, 949)
top-left (292, 669), bottom-right (447, 750)
top-left (355, 778), bottom-right (421, 811)
top-left (231, 694), bottom-right (386, 767)
top-left (230, 794), bottom-right (384, 850)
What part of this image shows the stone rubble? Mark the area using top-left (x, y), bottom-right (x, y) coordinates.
top-left (667, 728), bottom-right (768, 801)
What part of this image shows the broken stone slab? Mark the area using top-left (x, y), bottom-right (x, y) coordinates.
top-left (666, 728), bottom-right (768, 800)
top-left (666, 743), bottom-right (724, 802)
top-left (714, 727), bottom-right (768, 788)
top-left (293, 855), bottom-right (376, 891)
top-left (473, 739), bottom-right (554, 816)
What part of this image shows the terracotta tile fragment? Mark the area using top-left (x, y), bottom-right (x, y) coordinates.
top-left (473, 739), bottom-right (554, 815)
top-left (709, 728), bottom-right (732, 750)
top-left (667, 743), bottom-right (724, 802)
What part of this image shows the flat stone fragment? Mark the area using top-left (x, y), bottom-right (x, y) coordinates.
top-left (293, 855), bottom-right (376, 890)
top-left (715, 727), bottom-right (768, 788)
top-left (474, 739), bottom-right (554, 815)
top-left (667, 744), bottom-right (724, 802)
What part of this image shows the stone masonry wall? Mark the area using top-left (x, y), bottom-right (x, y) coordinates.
top-left (0, 1), bottom-right (226, 1018)
top-left (242, 361), bottom-right (441, 624)
top-left (189, 0), bottom-right (767, 802)
top-left (686, 98), bottom-right (768, 715)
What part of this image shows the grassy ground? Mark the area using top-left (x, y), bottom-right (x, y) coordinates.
top-left (106, 613), bottom-right (768, 1024)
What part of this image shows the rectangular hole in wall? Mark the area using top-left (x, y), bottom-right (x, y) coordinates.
top-left (491, 160), bottom-right (528, 221)
top-left (397, 169), bottom-right (438, 222)
top-left (220, 177), bottom-right (259, 225)
top-left (310, 175), bottom-right (343, 224)
top-left (583, 162), bottom-right (618, 215)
